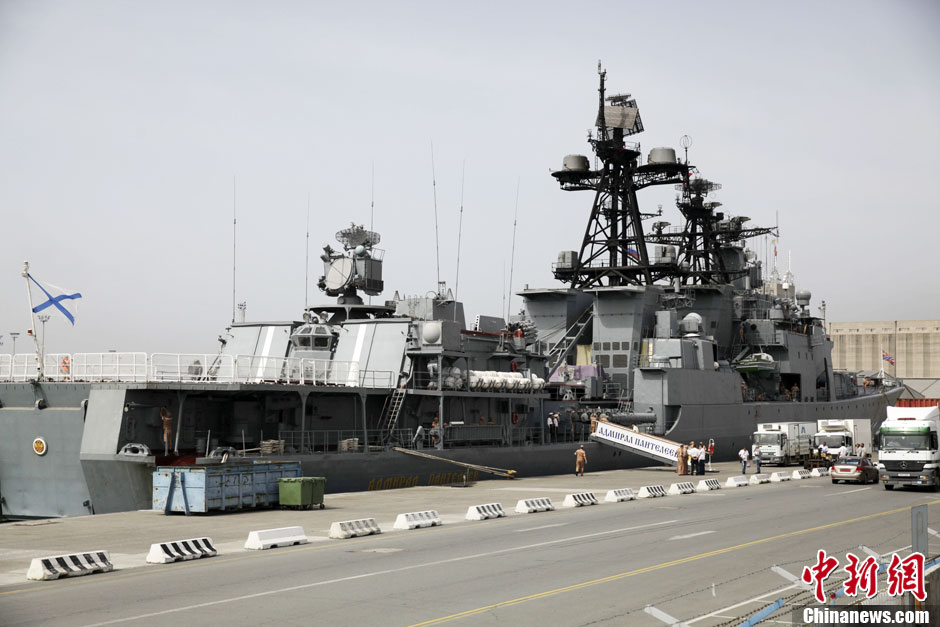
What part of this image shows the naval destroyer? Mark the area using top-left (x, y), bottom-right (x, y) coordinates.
top-left (0, 66), bottom-right (900, 518)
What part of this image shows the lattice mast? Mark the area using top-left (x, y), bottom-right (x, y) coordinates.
top-left (551, 63), bottom-right (688, 288)
top-left (552, 64), bottom-right (776, 288)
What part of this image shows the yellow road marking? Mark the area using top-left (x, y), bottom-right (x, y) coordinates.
top-left (408, 499), bottom-right (940, 626)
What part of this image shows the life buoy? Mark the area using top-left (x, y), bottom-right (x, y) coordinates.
top-left (511, 412), bottom-right (520, 424)
top-left (707, 443), bottom-right (715, 455)
top-left (59, 356), bottom-right (70, 375)
top-left (510, 361), bottom-right (519, 373)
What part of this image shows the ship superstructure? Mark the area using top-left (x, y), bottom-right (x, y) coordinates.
top-left (522, 64), bottom-right (864, 439)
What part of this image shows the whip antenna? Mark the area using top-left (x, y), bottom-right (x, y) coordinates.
top-left (232, 176), bottom-right (237, 323)
top-left (431, 142), bottom-right (441, 291)
top-left (506, 178), bottom-right (520, 321)
top-left (369, 163), bottom-right (375, 305)
top-left (455, 159), bottom-right (466, 299)
top-left (304, 193), bottom-right (310, 309)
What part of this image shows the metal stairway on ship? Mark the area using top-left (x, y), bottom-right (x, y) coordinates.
top-left (379, 387), bottom-right (407, 444)
top-left (545, 304), bottom-right (593, 379)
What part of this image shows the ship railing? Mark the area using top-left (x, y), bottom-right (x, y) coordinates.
top-left (306, 359), bottom-right (392, 388)
top-left (279, 428), bottom-right (413, 453)
top-left (151, 354), bottom-right (236, 383)
top-left (312, 359), bottom-right (359, 387)
top-left (357, 369), bottom-right (396, 388)
top-left (42, 353), bottom-right (74, 382)
top-left (231, 355), bottom-right (390, 388)
top-left (71, 352), bottom-right (149, 382)
top-left (0, 352), bottom-right (394, 387)
top-left (9, 354), bottom-right (39, 382)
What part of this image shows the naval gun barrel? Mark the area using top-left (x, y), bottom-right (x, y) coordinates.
top-left (608, 412), bottom-right (657, 426)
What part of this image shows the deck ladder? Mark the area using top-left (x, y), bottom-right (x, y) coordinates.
top-left (545, 304), bottom-right (594, 379)
top-left (380, 387), bottom-right (408, 443)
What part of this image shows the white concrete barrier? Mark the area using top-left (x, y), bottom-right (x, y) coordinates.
top-left (563, 492), bottom-right (598, 507)
top-left (667, 482), bottom-right (696, 495)
top-left (811, 467), bottom-right (830, 477)
top-left (792, 469), bottom-right (813, 480)
top-left (696, 479), bottom-right (722, 492)
top-left (749, 473), bottom-right (771, 485)
top-left (604, 488), bottom-right (636, 502)
top-left (393, 511), bottom-right (442, 530)
top-left (770, 471), bottom-right (791, 482)
top-left (146, 537), bottom-right (217, 564)
top-left (515, 498), bottom-right (555, 513)
top-left (725, 476), bottom-right (749, 488)
top-left (637, 485), bottom-right (667, 498)
top-left (244, 526), bottom-right (309, 549)
top-left (466, 503), bottom-right (506, 520)
top-left (329, 518), bottom-right (382, 539)
top-left (27, 551), bottom-right (113, 581)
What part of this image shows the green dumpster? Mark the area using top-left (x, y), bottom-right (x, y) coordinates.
top-left (278, 477), bottom-right (327, 509)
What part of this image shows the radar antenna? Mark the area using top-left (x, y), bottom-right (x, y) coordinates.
top-left (551, 64), bottom-right (683, 288)
top-left (551, 66), bottom-right (777, 288)
top-left (318, 223), bottom-right (384, 303)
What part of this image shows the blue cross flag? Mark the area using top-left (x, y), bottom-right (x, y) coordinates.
top-left (28, 273), bottom-right (82, 325)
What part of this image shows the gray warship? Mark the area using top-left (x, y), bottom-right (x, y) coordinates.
top-left (0, 67), bottom-right (901, 518)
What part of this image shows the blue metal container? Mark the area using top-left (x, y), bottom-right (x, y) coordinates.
top-left (152, 462), bottom-right (301, 514)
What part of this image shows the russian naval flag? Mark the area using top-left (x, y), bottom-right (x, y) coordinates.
top-left (28, 273), bottom-right (82, 325)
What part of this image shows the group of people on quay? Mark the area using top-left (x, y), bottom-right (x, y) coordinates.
top-left (546, 409), bottom-right (606, 443)
top-left (676, 440), bottom-right (712, 476)
top-left (816, 441), bottom-right (868, 460)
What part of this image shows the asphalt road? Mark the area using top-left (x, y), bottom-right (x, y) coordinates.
top-left (1, 465), bottom-right (939, 626)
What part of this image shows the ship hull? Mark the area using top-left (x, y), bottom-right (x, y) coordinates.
top-left (0, 381), bottom-right (901, 518)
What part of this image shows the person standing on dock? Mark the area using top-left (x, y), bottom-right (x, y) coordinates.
top-left (159, 407), bottom-right (173, 456)
top-left (697, 442), bottom-right (707, 475)
top-left (738, 446), bottom-right (749, 474)
top-left (688, 442), bottom-right (700, 476)
top-left (751, 442), bottom-right (761, 474)
top-left (574, 445), bottom-right (587, 476)
top-left (676, 445), bottom-right (687, 475)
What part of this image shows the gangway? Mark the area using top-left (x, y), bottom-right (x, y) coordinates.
top-left (590, 421), bottom-right (680, 466)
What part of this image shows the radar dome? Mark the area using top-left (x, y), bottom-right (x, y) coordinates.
top-left (562, 155), bottom-right (590, 171)
top-left (796, 290), bottom-right (812, 307)
top-left (680, 313), bottom-right (704, 336)
top-left (648, 147), bottom-right (677, 164)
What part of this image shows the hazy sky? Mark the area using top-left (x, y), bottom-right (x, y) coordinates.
top-left (1, 1), bottom-right (938, 355)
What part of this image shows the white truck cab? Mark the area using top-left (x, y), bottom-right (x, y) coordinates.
top-left (878, 406), bottom-right (940, 490)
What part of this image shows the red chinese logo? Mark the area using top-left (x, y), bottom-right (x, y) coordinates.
top-left (886, 552), bottom-right (926, 602)
top-left (801, 549), bottom-right (839, 603)
top-left (801, 550), bottom-right (927, 603)
top-left (842, 552), bottom-right (879, 599)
